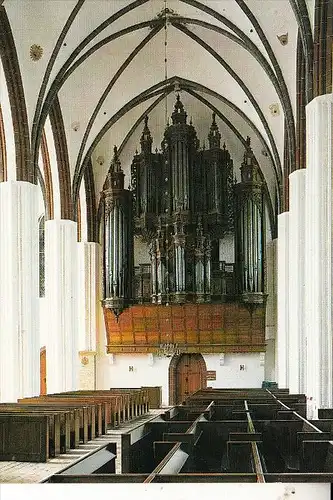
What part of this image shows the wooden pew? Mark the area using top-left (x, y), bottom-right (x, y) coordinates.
top-left (0, 413), bottom-right (55, 462)
top-left (18, 396), bottom-right (98, 442)
top-left (0, 404), bottom-right (73, 453)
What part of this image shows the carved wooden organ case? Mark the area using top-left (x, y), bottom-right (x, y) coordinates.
top-left (101, 96), bottom-right (266, 319)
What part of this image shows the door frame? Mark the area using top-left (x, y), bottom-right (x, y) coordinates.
top-left (168, 353), bottom-right (207, 406)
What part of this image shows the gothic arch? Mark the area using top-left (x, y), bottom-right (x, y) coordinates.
top-left (0, 6), bottom-right (32, 182)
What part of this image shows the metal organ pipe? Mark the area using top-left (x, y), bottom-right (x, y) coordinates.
top-left (102, 145), bottom-right (133, 318)
top-left (234, 144), bottom-right (265, 304)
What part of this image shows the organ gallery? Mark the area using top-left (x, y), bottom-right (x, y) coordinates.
top-left (101, 96), bottom-right (266, 320)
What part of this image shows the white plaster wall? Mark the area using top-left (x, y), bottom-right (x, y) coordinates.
top-left (264, 339), bottom-right (276, 382)
top-left (203, 353), bottom-right (264, 389)
top-left (96, 352), bottom-right (264, 406)
top-left (96, 353), bottom-right (170, 406)
top-left (39, 298), bottom-right (48, 348)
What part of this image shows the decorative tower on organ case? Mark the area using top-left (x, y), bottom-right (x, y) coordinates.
top-left (234, 137), bottom-right (265, 305)
top-left (102, 146), bottom-right (133, 318)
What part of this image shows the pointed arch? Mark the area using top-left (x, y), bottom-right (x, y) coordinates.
top-left (0, 6), bottom-right (32, 182)
top-left (41, 129), bottom-right (54, 220)
top-left (49, 97), bottom-right (73, 220)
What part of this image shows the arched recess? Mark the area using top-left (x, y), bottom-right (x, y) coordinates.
top-left (169, 353), bottom-right (207, 405)
top-left (0, 6), bottom-right (32, 183)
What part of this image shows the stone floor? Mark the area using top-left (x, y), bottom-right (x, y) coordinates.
top-left (0, 409), bottom-right (166, 483)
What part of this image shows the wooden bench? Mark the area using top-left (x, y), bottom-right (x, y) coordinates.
top-left (0, 413), bottom-right (55, 462)
top-left (18, 397), bottom-right (98, 443)
top-left (0, 404), bottom-right (74, 454)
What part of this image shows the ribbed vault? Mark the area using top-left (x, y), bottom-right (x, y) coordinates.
top-left (1, 0), bottom-right (326, 235)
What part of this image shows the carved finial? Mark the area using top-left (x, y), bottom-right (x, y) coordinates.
top-left (208, 112), bottom-right (221, 149)
top-left (171, 94), bottom-right (187, 124)
top-left (190, 116), bottom-right (193, 125)
top-left (140, 114), bottom-right (153, 153)
top-left (111, 145), bottom-right (121, 172)
top-left (246, 136), bottom-right (251, 148)
top-left (223, 142), bottom-right (226, 150)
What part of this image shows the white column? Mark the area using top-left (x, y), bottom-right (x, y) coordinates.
top-left (288, 169), bottom-right (306, 393)
top-left (77, 242), bottom-right (100, 351)
top-left (77, 242), bottom-right (100, 390)
top-left (45, 219), bottom-right (78, 393)
top-left (305, 94), bottom-right (333, 417)
top-left (265, 239), bottom-right (277, 382)
top-left (0, 181), bottom-right (39, 401)
top-left (277, 212), bottom-right (289, 388)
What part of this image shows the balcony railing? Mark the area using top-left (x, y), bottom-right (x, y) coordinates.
top-left (133, 261), bottom-right (235, 303)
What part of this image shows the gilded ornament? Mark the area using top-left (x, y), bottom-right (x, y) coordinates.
top-left (30, 44), bottom-right (43, 61)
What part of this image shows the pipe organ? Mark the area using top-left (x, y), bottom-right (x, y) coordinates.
top-left (234, 139), bottom-right (265, 304)
top-left (102, 146), bottom-right (133, 318)
top-left (101, 96), bottom-right (266, 319)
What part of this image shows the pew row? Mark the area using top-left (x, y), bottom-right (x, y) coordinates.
top-left (42, 388), bottom-right (333, 482)
top-left (0, 388), bottom-right (152, 462)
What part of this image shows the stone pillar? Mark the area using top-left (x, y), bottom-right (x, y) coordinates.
top-left (45, 219), bottom-right (78, 393)
top-left (77, 242), bottom-right (99, 351)
top-left (265, 239), bottom-right (277, 382)
top-left (288, 169), bottom-right (306, 393)
top-left (277, 212), bottom-right (289, 388)
top-left (0, 181), bottom-right (39, 401)
top-left (305, 94), bottom-right (333, 417)
top-left (77, 241), bottom-right (100, 389)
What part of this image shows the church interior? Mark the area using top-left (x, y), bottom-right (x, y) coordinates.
top-left (0, 0), bottom-right (333, 489)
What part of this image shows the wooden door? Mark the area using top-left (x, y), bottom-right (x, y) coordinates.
top-left (175, 354), bottom-right (206, 404)
top-left (40, 347), bottom-right (47, 395)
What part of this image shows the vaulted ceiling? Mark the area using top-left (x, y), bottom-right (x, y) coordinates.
top-left (2, 0), bottom-right (315, 230)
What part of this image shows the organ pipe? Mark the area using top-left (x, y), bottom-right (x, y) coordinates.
top-left (101, 96), bottom-right (268, 318)
top-left (234, 138), bottom-right (266, 305)
top-left (102, 146), bottom-right (133, 319)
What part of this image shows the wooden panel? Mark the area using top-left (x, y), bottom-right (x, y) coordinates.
top-left (0, 415), bottom-right (49, 462)
top-left (104, 303), bottom-right (265, 353)
top-left (40, 347), bottom-right (46, 395)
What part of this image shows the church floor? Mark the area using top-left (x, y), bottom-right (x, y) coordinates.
top-left (0, 408), bottom-right (167, 483)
